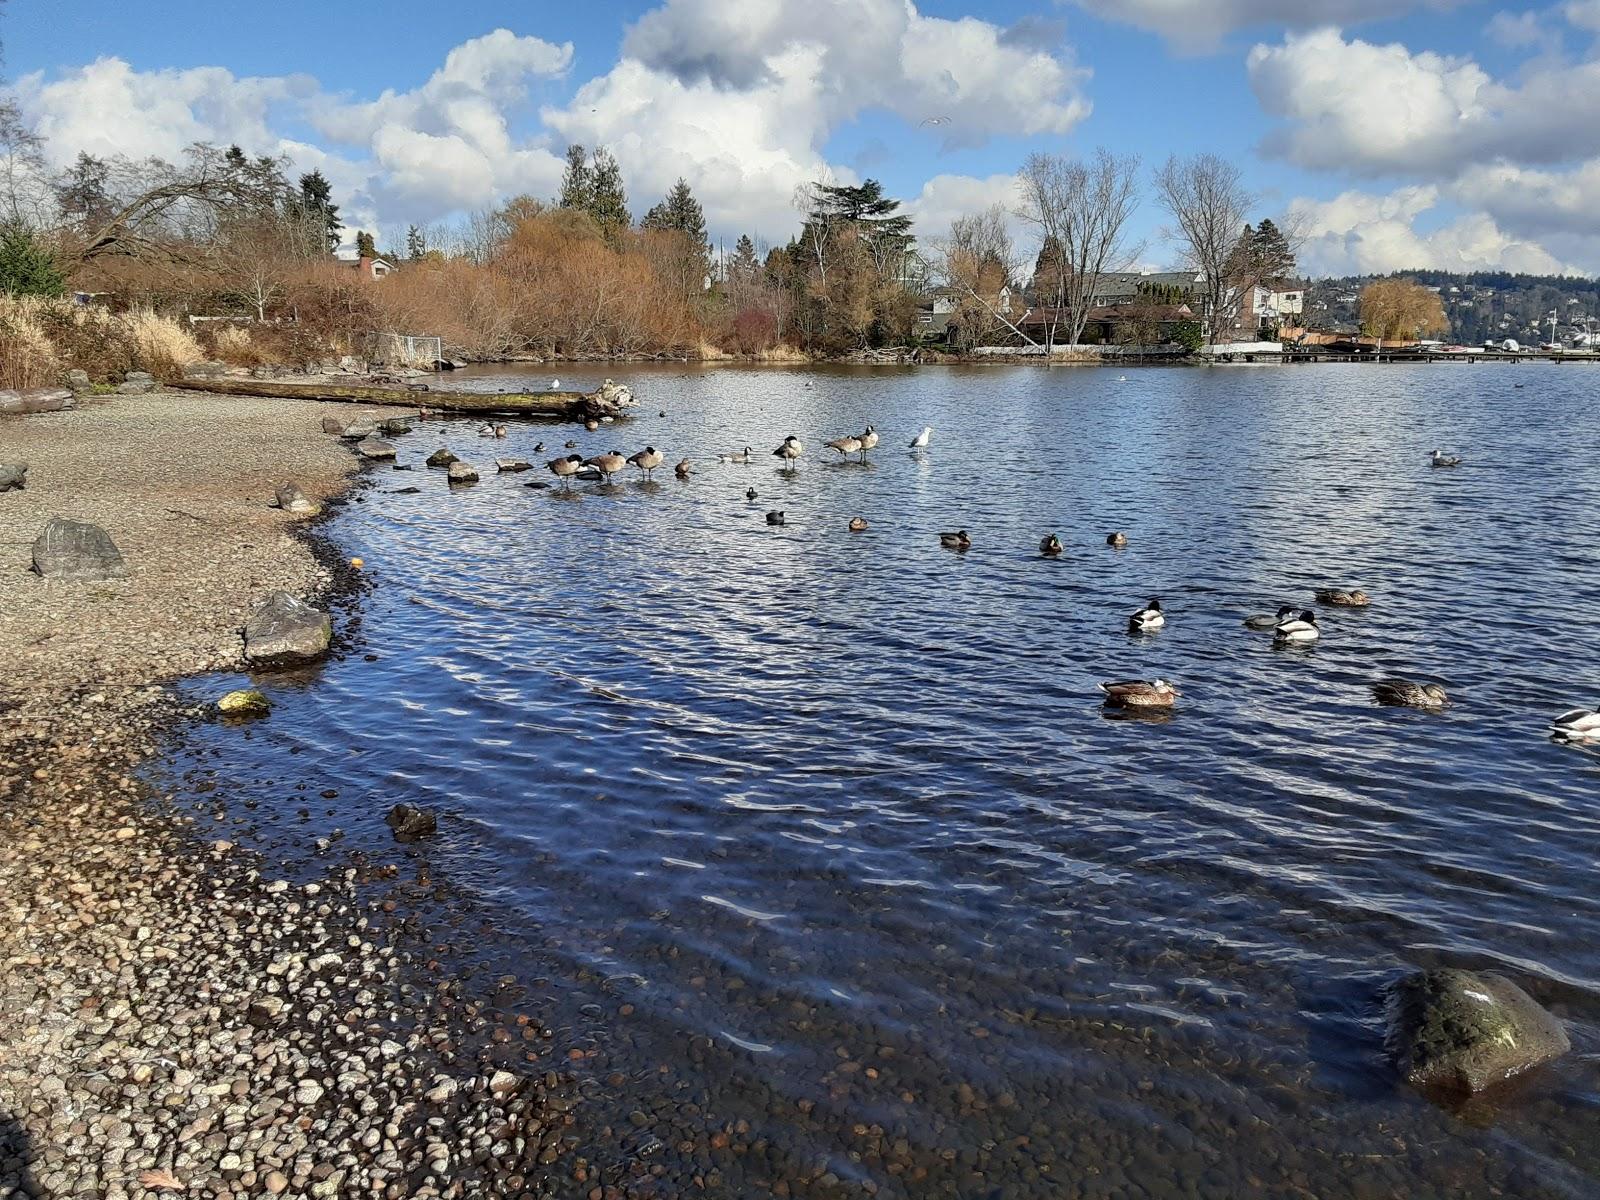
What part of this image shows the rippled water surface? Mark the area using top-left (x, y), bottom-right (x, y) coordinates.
top-left (178, 364), bottom-right (1600, 1197)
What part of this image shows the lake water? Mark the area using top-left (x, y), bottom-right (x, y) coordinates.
top-left (173, 363), bottom-right (1600, 1197)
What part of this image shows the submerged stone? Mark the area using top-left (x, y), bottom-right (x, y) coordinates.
top-left (1388, 967), bottom-right (1570, 1095)
top-left (355, 437), bottom-right (397, 460)
top-left (386, 804), bottom-right (437, 841)
top-left (425, 448), bottom-right (458, 467)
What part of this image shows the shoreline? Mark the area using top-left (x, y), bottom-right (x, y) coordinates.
top-left (0, 392), bottom-right (591, 1198)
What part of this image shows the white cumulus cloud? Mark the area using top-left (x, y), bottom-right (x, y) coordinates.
top-left (1074, 0), bottom-right (1461, 51)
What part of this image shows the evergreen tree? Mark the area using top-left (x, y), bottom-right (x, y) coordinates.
top-left (558, 145), bottom-right (591, 211)
top-left (730, 234), bottom-right (760, 282)
top-left (586, 148), bottom-right (630, 242)
top-left (0, 222), bottom-right (65, 296)
top-left (55, 152), bottom-right (113, 227)
top-left (294, 170), bottom-right (341, 252)
top-left (807, 179), bottom-right (913, 247)
top-left (641, 177), bottom-right (706, 244)
top-left (1250, 218), bottom-right (1295, 286)
top-left (405, 225), bottom-right (426, 260)
top-left (355, 230), bottom-right (377, 258)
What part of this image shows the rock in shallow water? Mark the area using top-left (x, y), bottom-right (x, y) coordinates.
top-left (1388, 967), bottom-right (1570, 1095)
top-left (385, 804), bottom-right (437, 841)
top-left (425, 448), bottom-right (458, 467)
top-left (447, 461), bottom-right (479, 484)
top-left (355, 437), bottom-right (397, 460)
top-left (31, 517), bottom-right (128, 581)
top-left (243, 591), bottom-right (332, 666)
top-left (217, 688), bottom-right (271, 716)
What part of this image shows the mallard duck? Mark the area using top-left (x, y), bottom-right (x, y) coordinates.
top-left (1100, 679), bottom-right (1178, 709)
top-left (627, 446), bottom-right (664, 479)
top-left (1040, 534), bottom-right (1063, 556)
top-left (765, 510), bottom-right (785, 526)
top-left (674, 458), bottom-right (693, 480)
top-left (939, 530), bottom-right (971, 550)
top-left (720, 446), bottom-right (754, 464)
top-left (909, 426), bottom-right (932, 451)
top-left (493, 424), bottom-right (508, 439)
top-left (1244, 605), bottom-right (1296, 631)
top-left (1128, 598), bottom-right (1164, 633)
top-left (547, 454), bottom-right (584, 489)
top-left (1550, 707), bottom-right (1600, 741)
top-left (1273, 610), bottom-right (1320, 643)
top-left (824, 434), bottom-right (863, 460)
top-left (477, 423), bottom-right (495, 437)
top-left (1315, 588), bottom-right (1370, 607)
top-left (1107, 531), bottom-right (1128, 549)
top-left (584, 450), bottom-right (628, 482)
top-left (745, 486), bottom-right (758, 502)
top-left (585, 419), bottom-right (600, 432)
top-left (772, 435), bottom-right (803, 470)
top-left (1430, 449), bottom-right (1463, 468)
top-left (1372, 680), bottom-right (1450, 708)
top-left (848, 516), bottom-right (868, 532)
top-left (857, 425), bottom-right (879, 459)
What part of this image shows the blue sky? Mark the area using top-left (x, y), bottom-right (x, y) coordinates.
top-left (6, 0), bottom-right (1599, 276)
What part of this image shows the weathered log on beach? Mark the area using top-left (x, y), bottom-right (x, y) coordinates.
top-left (173, 376), bottom-right (618, 420)
top-left (0, 387), bottom-right (76, 415)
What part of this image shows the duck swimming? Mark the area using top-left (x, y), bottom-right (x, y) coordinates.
top-left (719, 447), bottom-right (754, 464)
top-left (746, 487), bottom-right (758, 502)
top-left (1099, 679), bottom-right (1178, 709)
top-left (1244, 605), bottom-right (1296, 631)
top-left (1107, 531), bottom-right (1128, 549)
top-left (1273, 610), bottom-right (1320, 643)
top-left (1372, 680), bottom-right (1449, 708)
top-left (848, 517), bottom-right (868, 532)
top-left (1040, 534), bottom-right (1063, 556)
top-left (1128, 598), bottom-right (1165, 633)
top-left (765, 510), bottom-right (786, 526)
top-left (1550, 706), bottom-right (1600, 741)
top-left (674, 458), bottom-right (693, 480)
top-left (1315, 588), bottom-right (1370, 608)
top-left (939, 530), bottom-right (971, 550)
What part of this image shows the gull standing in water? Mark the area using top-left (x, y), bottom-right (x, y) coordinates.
top-left (909, 426), bottom-right (932, 452)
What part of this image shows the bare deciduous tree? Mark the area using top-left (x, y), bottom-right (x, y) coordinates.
top-left (1017, 149), bottom-right (1142, 351)
top-left (1154, 153), bottom-right (1253, 346)
top-left (933, 205), bottom-right (1026, 349)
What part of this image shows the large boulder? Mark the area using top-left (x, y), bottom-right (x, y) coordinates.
top-left (243, 591), bottom-right (332, 666)
top-left (0, 387), bottom-right (75, 414)
top-left (272, 484), bottom-right (320, 517)
top-left (65, 369), bottom-right (91, 391)
top-left (31, 518), bottom-right (128, 581)
top-left (321, 416), bottom-right (347, 435)
top-left (1388, 968), bottom-right (1570, 1095)
top-left (0, 463), bottom-right (26, 492)
top-left (354, 437), bottom-right (397, 460)
top-left (425, 448), bottom-right (457, 468)
top-left (340, 422), bottom-right (377, 441)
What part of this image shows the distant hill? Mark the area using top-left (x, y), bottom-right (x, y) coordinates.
top-left (1304, 271), bottom-right (1600, 345)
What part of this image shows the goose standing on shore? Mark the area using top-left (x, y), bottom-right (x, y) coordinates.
top-left (909, 426), bottom-right (932, 452)
top-left (825, 434), bottom-right (863, 461)
top-left (627, 446), bottom-right (664, 480)
top-left (547, 454), bottom-right (583, 490)
top-left (1550, 707), bottom-right (1600, 741)
top-left (584, 450), bottom-right (628, 483)
top-left (773, 435), bottom-right (804, 471)
top-left (1100, 679), bottom-right (1178, 709)
top-left (857, 425), bottom-right (879, 461)
top-left (1273, 610), bottom-right (1320, 643)
top-left (1128, 598), bottom-right (1165, 633)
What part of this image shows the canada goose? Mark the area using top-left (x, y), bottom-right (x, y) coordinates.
top-left (1128, 598), bottom-right (1164, 633)
top-left (585, 419), bottom-right (600, 432)
top-left (1273, 610), bottom-right (1320, 643)
top-left (1040, 533), bottom-right (1063, 556)
top-left (825, 434), bottom-right (863, 460)
top-left (1550, 707), bottom-right (1600, 740)
top-left (848, 516), bottom-right (868, 532)
top-left (745, 486), bottom-right (758, 502)
top-left (766, 510), bottom-right (785, 526)
top-left (674, 458), bottom-right (693, 480)
top-left (909, 426), bottom-right (932, 451)
top-left (1430, 449), bottom-right (1463, 468)
top-left (772, 435), bottom-right (803, 470)
top-left (584, 451), bottom-right (628, 482)
top-left (627, 446), bottom-right (664, 479)
top-left (1372, 680), bottom-right (1450, 708)
top-left (857, 425), bottom-right (879, 460)
top-left (939, 530), bottom-right (971, 550)
top-left (1107, 532), bottom-right (1128, 549)
top-left (547, 454), bottom-right (584, 489)
top-left (720, 447), bottom-right (754, 464)
top-left (1315, 588), bottom-right (1370, 608)
top-left (1099, 679), bottom-right (1178, 709)
top-left (1244, 605), bottom-right (1296, 630)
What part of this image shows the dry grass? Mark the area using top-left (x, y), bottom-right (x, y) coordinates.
top-left (212, 325), bottom-right (263, 366)
top-left (752, 344), bottom-right (810, 363)
top-left (125, 309), bottom-right (204, 379)
top-left (0, 297), bottom-right (62, 389)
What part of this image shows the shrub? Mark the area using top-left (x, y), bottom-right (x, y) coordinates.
top-left (0, 224), bottom-right (66, 298)
top-left (212, 324), bottom-right (262, 366)
top-left (31, 301), bottom-right (140, 380)
top-left (730, 307), bottom-right (777, 355)
top-left (0, 297), bottom-right (61, 388)
top-left (125, 308), bottom-right (204, 378)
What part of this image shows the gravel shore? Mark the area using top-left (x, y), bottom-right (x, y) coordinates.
top-left (0, 392), bottom-right (587, 1198)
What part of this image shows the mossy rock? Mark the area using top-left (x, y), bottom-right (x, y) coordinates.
top-left (1388, 968), bottom-right (1569, 1095)
top-left (218, 689), bottom-right (271, 717)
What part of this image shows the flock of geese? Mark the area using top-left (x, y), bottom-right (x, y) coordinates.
top-left (447, 413), bottom-right (1597, 746)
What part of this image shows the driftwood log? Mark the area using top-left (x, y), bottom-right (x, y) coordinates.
top-left (172, 377), bottom-right (618, 421)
